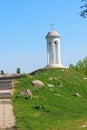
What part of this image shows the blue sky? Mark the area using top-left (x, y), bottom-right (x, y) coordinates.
top-left (0, 0), bottom-right (87, 73)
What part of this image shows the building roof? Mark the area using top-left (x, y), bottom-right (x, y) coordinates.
top-left (46, 30), bottom-right (60, 38)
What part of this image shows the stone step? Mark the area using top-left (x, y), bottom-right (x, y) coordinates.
top-left (0, 99), bottom-right (12, 104)
top-left (0, 86), bottom-right (12, 90)
top-left (0, 92), bottom-right (11, 99)
top-left (0, 126), bottom-right (17, 130)
top-left (0, 80), bottom-right (12, 90)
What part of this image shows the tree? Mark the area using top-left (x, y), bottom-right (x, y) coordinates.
top-left (69, 56), bottom-right (87, 75)
top-left (69, 64), bottom-right (75, 69)
top-left (0, 70), bottom-right (5, 75)
top-left (75, 59), bottom-right (85, 74)
top-left (17, 67), bottom-right (21, 74)
top-left (80, 0), bottom-right (87, 18)
top-left (81, 57), bottom-right (87, 75)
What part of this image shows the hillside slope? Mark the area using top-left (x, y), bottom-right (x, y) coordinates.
top-left (13, 68), bottom-right (87, 130)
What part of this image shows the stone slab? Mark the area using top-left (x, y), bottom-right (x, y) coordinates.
top-left (0, 99), bottom-right (16, 129)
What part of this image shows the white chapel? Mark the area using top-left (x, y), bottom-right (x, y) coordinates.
top-left (45, 29), bottom-right (65, 68)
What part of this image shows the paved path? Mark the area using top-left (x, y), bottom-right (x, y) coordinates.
top-left (0, 80), bottom-right (16, 130)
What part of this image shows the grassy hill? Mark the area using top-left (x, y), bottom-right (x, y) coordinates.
top-left (12, 68), bottom-right (87, 130)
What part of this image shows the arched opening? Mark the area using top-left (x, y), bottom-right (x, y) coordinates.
top-left (53, 40), bottom-right (58, 64)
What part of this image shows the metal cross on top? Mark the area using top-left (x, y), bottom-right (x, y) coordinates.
top-left (51, 23), bottom-right (55, 30)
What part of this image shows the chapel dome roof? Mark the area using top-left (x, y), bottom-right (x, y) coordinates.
top-left (46, 30), bottom-right (60, 38)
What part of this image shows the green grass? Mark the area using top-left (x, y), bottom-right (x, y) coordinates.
top-left (12, 68), bottom-right (87, 130)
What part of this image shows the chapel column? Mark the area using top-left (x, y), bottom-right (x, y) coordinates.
top-left (56, 40), bottom-right (61, 64)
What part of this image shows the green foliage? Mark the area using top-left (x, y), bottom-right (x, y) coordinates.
top-left (0, 70), bottom-right (5, 75)
top-left (69, 64), bottom-right (75, 69)
top-left (69, 56), bottom-right (87, 75)
top-left (80, 0), bottom-right (87, 18)
top-left (13, 68), bottom-right (87, 129)
top-left (17, 67), bottom-right (21, 74)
